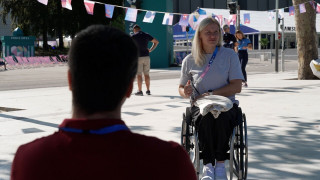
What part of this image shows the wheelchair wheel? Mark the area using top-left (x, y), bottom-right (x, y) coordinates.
top-left (181, 112), bottom-right (190, 152)
top-left (229, 113), bottom-right (248, 180)
top-left (181, 109), bottom-right (201, 179)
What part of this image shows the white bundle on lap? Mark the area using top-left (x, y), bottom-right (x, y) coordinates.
top-left (195, 95), bottom-right (233, 118)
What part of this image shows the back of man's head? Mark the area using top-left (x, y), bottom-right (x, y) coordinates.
top-left (68, 25), bottom-right (138, 115)
top-left (133, 24), bottom-right (141, 32)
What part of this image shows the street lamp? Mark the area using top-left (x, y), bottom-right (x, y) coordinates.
top-left (228, 2), bottom-right (237, 14)
top-left (228, 1), bottom-right (240, 30)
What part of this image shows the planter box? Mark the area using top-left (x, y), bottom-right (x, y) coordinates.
top-left (260, 54), bottom-right (268, 61)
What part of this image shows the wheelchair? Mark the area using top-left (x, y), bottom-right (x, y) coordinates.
top-left (181, 105), bottom-right (248, 180)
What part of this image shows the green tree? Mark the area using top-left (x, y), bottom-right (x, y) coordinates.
top-left (259, 38), bottom-right (269, 49)
top-left (292, 0), bottom-right (318, 79)
top-left (0, 0), bottom-right (124, 50)
top-left (0, 0), bottom-right (50, 49)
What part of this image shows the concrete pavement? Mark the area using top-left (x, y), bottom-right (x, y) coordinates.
top-left (0, 60), bottom-right (320, 179)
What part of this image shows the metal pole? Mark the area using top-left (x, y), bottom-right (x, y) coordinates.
top-left (237, 4), bottom-right (240, 30)
top-left (186, 30), bottom-right (189, 54)
top-left (270, 34), bottom-right (273, 64)
top-left (281, 18), bottom-right (285, 72)
top-left (275, 0), bottom-right (279, 72)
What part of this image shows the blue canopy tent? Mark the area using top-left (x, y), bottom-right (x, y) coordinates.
top-left (173, 23), bottom-right (259, 41)
top-left (173, 23), bottom-right (195, 40)
top-left (229, 24), bottom-right (260, 34)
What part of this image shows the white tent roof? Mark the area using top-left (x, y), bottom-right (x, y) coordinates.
top-left (200, 8), bottom-right (320, 34)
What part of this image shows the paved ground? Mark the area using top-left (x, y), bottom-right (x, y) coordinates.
top-left (0, 58), bottom-right (319, 179)
top-left (0, 57), bottom-right (298, 90)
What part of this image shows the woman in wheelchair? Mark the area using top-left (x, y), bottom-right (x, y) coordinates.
top-left (178, 17), bottom-right (244, 180)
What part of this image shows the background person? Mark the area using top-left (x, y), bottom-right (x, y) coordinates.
top-left (178, 17), bottom-right (243, 180)
top-left (234, 30), bottom-right (252, 87)
top-left (0, 59), bottom-right (7, 70)
top-left (11, 25), bottom-right (196, 180)
top-left (222, 24), bottom-right (237, 50)
top-left (131, 24), bottom-right (159, 96)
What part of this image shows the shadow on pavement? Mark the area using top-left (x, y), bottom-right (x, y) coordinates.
top-left (0, 159), bottom-right (11, 179)
top-left (248, 118), bottom-right (320, 179)
top-left (0, 114), bottom-right (59, 128)
top-left (128, 126), bottom-right (151, 131)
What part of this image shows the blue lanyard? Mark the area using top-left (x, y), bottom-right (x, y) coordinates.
top-left (199, 46), bottom-right (219, 79)
top-left (59, 124), bottom-right (129, 135)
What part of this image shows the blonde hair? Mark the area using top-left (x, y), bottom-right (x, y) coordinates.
top-left (192, 17), bottom-right (222, 67)
top-left (235, 30), bottom-right (245, 40)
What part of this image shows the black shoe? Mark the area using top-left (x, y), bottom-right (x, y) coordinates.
top-left (135, 91), bottom-right (143, 96)
top-left (146, 90), bottom-right (151, 95)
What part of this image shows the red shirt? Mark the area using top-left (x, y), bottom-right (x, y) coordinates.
top-left (11, 118), bottom-right (196, 180)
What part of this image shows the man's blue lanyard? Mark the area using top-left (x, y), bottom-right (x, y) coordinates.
top-left (59, 124), bottom-right (129, 135)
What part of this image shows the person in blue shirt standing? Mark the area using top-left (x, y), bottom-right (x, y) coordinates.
top-left (235, 30), bottom-right (252, 87)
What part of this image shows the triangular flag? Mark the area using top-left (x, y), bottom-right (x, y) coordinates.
top-left (143, 11), bottom-right (156, 23)
top-left (192, 15), bottom-right (207, 29)
top-left (317, 3), bottom-right (320, 13)
top-left (162, 13), bottom-right (173, 25)
top-left (279, 8), bottom-right (284, 19)
top-left (37, 0), bottom-right (48, 5)
top-left (243, 13), bottom-right (250, 24)
top-left (179, 14), bottom-right (189, 26)
top-left (228, 14), bottom-right (237, 25)
top-left (215, 15), bottom-right (223, 26)
top-left (289, 6), bottom-right (295, 16)
top-left (223, 18), bottom-right (229, 25)
top-left (197, 8), bottom-right (207, 15)
top-left (125, 8), bottom-right (138, 22)
top-left (188, 14), bottom-right (197, 29)
top-left (309, 1), bottom-right (316, 9)
top-left (61, 0), bottom-right (72, 10)
top-left (299, 3), bottom-right (306, 13)
top-left (105, 4), bottom-right (115, 19)
top-left (84, 0), bottom-right (95, 15)
top-left (268, 10), bottom-right (275, 20)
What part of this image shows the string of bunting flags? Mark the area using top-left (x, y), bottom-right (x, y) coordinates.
top-left (38, 0), bottom-right (320, 29)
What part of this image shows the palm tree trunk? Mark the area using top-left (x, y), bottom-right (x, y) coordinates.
top-left (292, 0), bottom-right (318, 79)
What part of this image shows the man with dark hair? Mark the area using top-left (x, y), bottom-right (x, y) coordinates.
top-left (131, 24), bottom-right (159, 96)
top-left (222, 24), bottom-right (237, 50)
top-left (11, 25), bottom-right (196, 180)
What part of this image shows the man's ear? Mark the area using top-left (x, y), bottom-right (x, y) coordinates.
top-left (126, 79), bottom-right (134, 98)
top-left (68, 70), bottom-right (72, 91)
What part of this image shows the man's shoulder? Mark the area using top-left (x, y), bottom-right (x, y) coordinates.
top-left (130, 132), bottom-right (182, 151)
top-left (13, 132), bottom-right (61, 163)
top-left (17, 132), bottom-right (59, 150)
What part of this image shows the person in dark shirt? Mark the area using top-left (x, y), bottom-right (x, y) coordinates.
top-left (0, 59), bottom-right (7, 70)
top-left (11, 25), bottom-right (196, 180)
top-left (131, 24), bottom-right (159, 96)
top-left (222, 24), bottom-right (237, 50)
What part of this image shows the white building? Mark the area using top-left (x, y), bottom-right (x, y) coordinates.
top-left (201, 8), bottom-right (320, 50)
